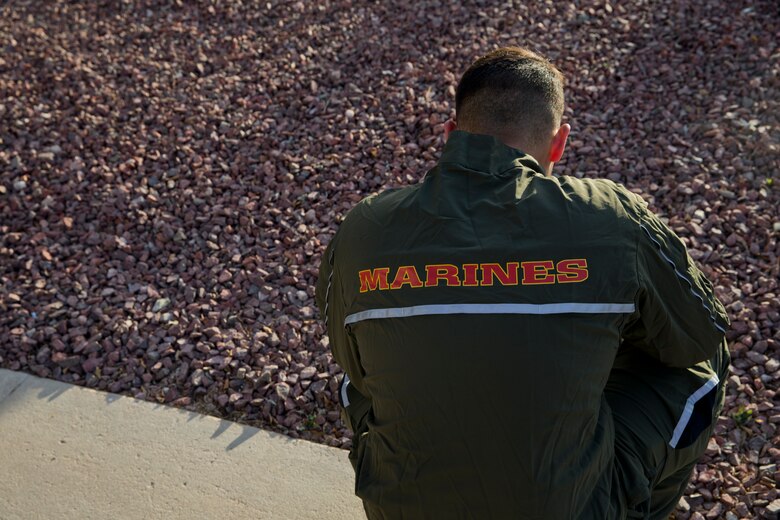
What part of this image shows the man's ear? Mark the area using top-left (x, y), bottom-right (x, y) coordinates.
top-left (443, 119), bottom-right (457, 142)
top-left (549, 123), bottom-right (571, 163)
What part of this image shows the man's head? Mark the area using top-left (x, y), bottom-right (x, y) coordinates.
top-left (444, 46), bottom-right (570, 175)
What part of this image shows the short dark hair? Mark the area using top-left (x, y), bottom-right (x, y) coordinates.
top-left (455, 47), bottom-right (565, 149)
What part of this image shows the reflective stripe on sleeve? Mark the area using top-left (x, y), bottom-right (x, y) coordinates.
top-left (639, 224), bottom-right (727, 334)
top-left (340, 373), bottom-right (351, 407)
top-left (323, 250), bottom-right (335, 328)
top-left (669, 374), bottom-right (720, 448)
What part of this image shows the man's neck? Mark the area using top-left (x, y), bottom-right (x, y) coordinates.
top-left (461, 129), bottom-right (550, 175)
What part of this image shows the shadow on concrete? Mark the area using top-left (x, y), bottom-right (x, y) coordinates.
top-left (208, 418), bottom-right (261, 451)
top-left (0, 380), bottom-right (26, 401)
top-left (210, 418), bottom-right (232, 439)
top-left (0, 370), bottom-right (71, 418)
top-left (0, 369), bottom-right (309, 455)
top-left (36, 383), bottom-right (70, 402)
top-left (225, 426), bottom-right (260, 451)
top-left (186, 411), bottom-right (203, 423)
top-left (1, 371), bottom-right (72, 403)
top-left (0, 378), bottom-right (27, 416)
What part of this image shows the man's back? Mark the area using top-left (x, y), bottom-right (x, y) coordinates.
top-left (318, 131), bottom-right (720, 518)
top-left (318, 47), bottom-right (728, 519)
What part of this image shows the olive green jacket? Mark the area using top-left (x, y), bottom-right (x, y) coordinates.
top-left (315, 131), bottom-right (729, 519)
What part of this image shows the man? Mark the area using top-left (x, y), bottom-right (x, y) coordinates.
top-left (316, 47), bottom-right (730, 519)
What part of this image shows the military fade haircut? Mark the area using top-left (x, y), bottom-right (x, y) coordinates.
top-left (455, 47), bottom-right (565, 150)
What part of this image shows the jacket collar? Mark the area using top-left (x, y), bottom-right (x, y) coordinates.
top-left (438, 130), bottom-right (546, 176)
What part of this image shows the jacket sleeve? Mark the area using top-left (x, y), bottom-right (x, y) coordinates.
top-left (622, 205), bottom-right (730, 368)
top-left (315, 232), bottom-right (372, 436)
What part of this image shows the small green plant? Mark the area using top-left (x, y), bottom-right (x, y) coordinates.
top-left (304, 413), bottom-right (318, 430)
top-left (732, 406), bottom-right (754, 426)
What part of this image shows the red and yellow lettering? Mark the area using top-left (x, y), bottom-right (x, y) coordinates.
top-left (390, 266), bottom-right (424, 289)
top-left (358, 258), bottom-right (588, 292)
top-left (481, 262), bottom-right (519, 286)
top-left (358, 268), bottom-right (390, 293)
top-left (462, 264), bottom-right (480, 287)
top-left (521, 261), bottom-right (555, 285)
top-left (556, 259), bottom-right (588, 283)
top-left (425, 264), bottom-right (461, 287)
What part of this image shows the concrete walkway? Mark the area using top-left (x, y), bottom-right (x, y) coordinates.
top-left (0, 369), bottom-right (364, 520)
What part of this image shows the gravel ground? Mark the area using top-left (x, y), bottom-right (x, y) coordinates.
top-left (1, 1), bottom-right (778, 517)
